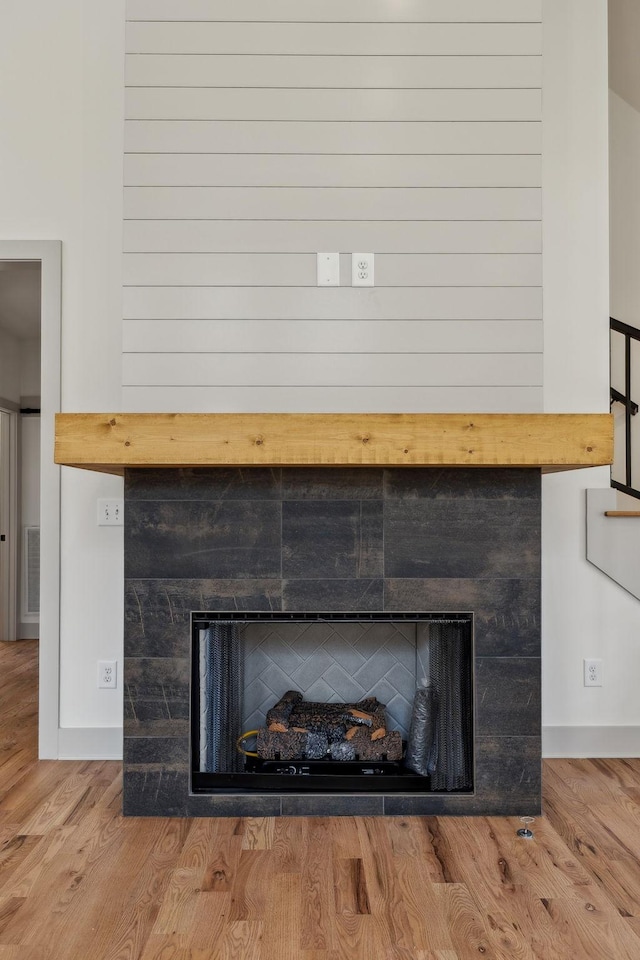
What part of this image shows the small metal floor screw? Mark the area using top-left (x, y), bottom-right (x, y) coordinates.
top-left (516, 816), bottom-right (535, 839)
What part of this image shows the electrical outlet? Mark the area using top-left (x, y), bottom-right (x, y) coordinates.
top-left (97, 499), bottom-right (123, 526)
top-left (98, 660), bottom-right (117, 689)
top-left (351, 252), bottom-right (374, 287)
top-left (583, 658), bottom-right (603, 687)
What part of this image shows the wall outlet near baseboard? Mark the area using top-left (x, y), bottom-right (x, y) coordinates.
top-left (98, 660), bottom-right (117, 689)
top-left (583, 658), bottom-right (603, 687)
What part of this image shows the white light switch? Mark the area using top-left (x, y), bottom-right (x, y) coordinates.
top-left (317, 252), bottom-right (340, 286)
top-left (97, 499), bottom-right (124, 526)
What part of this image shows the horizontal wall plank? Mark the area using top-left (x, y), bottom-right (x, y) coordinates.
top-left (123, 219), bottom-right (542, 254)
top-left (122, 352), bottom-right (542, 387)
top-left (125, 88), bottom-right (541, 123)
top-left (126, 0), bottom-right (542, 24)
top-left (125, 120), bottom-right (541, 155)
top-left (122, 286), bottom-right (542, 320)
top-left (125, 54), bottom-right (542, 89)
top-left (123, 319), bottom-right (543, 354)
top-left (122, 253), bottom-right (542, 287)
top-left (124, 154), bottom-right (542, 189)
top-left (125, 22), bottom-right (542, 57)
top-left (123, 2), bottom-right (544, 417)
top-left (121, 385), bottom-right (543, 414)
top-left (124, 187), bottom-right (541, 221)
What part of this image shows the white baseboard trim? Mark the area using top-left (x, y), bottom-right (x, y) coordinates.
top-left (543, 725), bottom-right (640, 758)
top-left (57, 726), bottom-right (123, 760)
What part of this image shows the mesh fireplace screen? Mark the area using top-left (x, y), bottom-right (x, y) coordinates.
top-left (198, 622), bottom-right (244, 773)
top-left (428, 621), bottom-right (474, 791)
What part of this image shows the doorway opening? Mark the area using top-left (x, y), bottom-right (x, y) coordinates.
top-left (0, 406), bottom-right (18, 642)
top-left (0, 241), bottom-right (61, 758)
top-left (0, 261), bottom-right (41, 644)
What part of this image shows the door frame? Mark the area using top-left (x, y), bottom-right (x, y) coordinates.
top-left (0, 406), bottom-right (18, 642)
top-left (0, 240), bottom-right (61, 758)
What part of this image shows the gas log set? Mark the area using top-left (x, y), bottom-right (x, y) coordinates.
top-left (254, 690), bottom-right (403, 763)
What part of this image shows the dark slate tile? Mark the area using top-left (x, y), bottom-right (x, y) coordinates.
top-left (127, 696), bottom-right (189, 720)
top-left (124, 718), bottom-right (189, 738)
top-left (384, 468), bottom-right (540, 501)
top-left (124, 658), bottom-right (191, 738)
top-left (126, 699), bottom-right (170, 722)
top-left (383, 795), bottom-right (541, 817)
top-left (382, 795), bottom-right (472, 817)
top-left (384, 500), bottom-right (540, 579)
top-left (281, 795), bottom-right (384, 817)
top-left (125, 501), bottom-right (282, 579)
top-left (282, 579), bottom-right (384, 612)
top-left (125, 467), bottom-right (282, 501)
top-left (125, 579), bottom-right (282, 657)
top-left (125, 657), bottom-right (190, 701)
top-left (359, 501), bottom-right (384, 578)
top-left (282, 467), bottom-right (383, 500)
top-left (123, 767), bottom-right (188, 817)
top-left (186, 794), bottom-right (282, 818)
top-left (283, 501), bottom-right (365, 579)
top-left (476, 658), bottom-right (541, 737)
top-left (475, 736), bottom-right (541, 802)
top-left (124, 737), bottom-right (189, 765)
top-left (384, 579), bottom-right (540, 657)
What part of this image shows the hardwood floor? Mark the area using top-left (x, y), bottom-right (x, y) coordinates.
top-left (2, 641), bottom-right (640, 959)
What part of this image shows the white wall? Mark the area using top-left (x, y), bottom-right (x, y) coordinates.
top-left (20, 338), bottom-right (41, 399)
top-left (19, 339), bottom-right (41, 638)
top-left (19, 340), bottom-right (41, 530)
top-left (0, 329), bottom-right (21, 405)
top-left (19, 414), bottom-right (40, 639)
top-left (20, 418), bottom-right (40, 530)
top-left (0, 1), bottom-right (125, 751)
top-left (542, 0), bottom-right (640, 756)
top-left (123, 0), bottom-right (543, 415)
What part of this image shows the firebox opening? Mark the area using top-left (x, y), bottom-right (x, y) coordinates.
top-left (191, 612), bottom-right (474, 795)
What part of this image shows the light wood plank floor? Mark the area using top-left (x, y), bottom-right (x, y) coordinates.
top-left (2, 640), bottom-right (640, 959)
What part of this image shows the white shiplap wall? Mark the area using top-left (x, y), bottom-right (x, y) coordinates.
top-left (123, 0), bottom-right (542, 413)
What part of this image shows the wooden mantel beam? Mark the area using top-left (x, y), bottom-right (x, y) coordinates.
top-left (54, 412), bottom-right (613, 476)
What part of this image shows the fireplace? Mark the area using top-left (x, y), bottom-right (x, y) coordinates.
top-left (53, 412), bottom-right (611, 816)
top-left (192, 611), bottom-right (474, 795)
top-left (122, 464), bottom-right (541, 817)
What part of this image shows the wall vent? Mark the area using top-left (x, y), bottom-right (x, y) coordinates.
top-left (22, 525), bottom-right (40, 620)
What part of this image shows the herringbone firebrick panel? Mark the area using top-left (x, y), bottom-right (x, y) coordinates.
top-left (241, 620), bottom-right (428, 739)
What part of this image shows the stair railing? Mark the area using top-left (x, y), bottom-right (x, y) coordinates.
top-left (610, 316), bottom-right (640, 500)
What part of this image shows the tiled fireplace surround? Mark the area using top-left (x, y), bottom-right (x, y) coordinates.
top-left (123, 465), bottom-right (541, 818)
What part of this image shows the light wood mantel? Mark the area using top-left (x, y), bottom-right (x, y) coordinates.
top-left (54, 412), bottom-right (613, 476)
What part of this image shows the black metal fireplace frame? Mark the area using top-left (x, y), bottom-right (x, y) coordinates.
top-left (190, 610), bottom-right (475, 796)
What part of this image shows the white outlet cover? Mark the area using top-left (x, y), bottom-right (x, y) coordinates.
top-left (352, 252), bottom-right (374, 287)
top-left (317, 252), bottom-right (339, 286)
top-left (98, 659), bottom-right (118, 689)
top-left (583, 658), bottom-right (603, 687)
